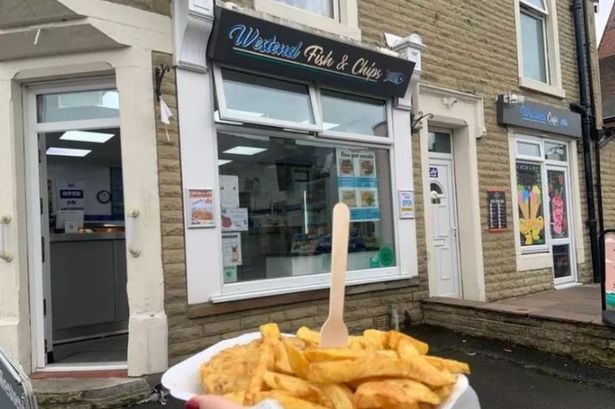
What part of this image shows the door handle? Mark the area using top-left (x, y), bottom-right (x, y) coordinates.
top-left (0, 213), bottom-right (13, 262)
top-left (126, 207), bottom-right (141, 257)
top-left (451, 226), bottom-right (458, 237)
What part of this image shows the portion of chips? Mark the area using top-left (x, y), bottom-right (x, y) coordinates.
top-left (199, 323), bottom-right (470, 409)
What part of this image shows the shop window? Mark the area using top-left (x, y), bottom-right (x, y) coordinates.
top-left (544, 141), bottom-right (567, 162)
top-left (516, 161), bottom-right (546, 250)
top-left (37, 89), bottom-right (119, 123)
top-left (274, 0), bottom-right (333, 18)
top-left (515, 0), bottom-right (563, 97)
top-left (320, 89), bottom-right (388, 138)
top-left (513, 137), bottom-right (573, 254)
top-left (217, 131), bottom-right (395, 283)
top-left (215, 68), bottom-right (319, 131)
top-left (428, 131), bottom-right (452, 154)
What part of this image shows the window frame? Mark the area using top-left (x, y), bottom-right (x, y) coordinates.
top-left (519, 6), bottom-right (550, 84)
top-left (513, 135), bottom-right (573, 255)
top-left (254, 0), bottom-right (361, 41)
top-left (213, 65), bottom-right (322, 133)
top-left (273, 0), bottom-right (336, 19)
top-left (211, 124), bottom-right (402, 302)
top-left (316, 85), bottom-right (394, 145)
top-left (514, 0), bottom-right (564, 98)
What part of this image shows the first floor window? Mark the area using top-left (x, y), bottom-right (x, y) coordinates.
top-left (217, 131), bottom-right (395, 283)
top-left (274, 0), bottom-right (333, 18)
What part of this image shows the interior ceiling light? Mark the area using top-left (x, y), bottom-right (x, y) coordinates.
top-left (218, 159), bottom-right (233, 166)
top-left (60, 130), bottom-right (115, 143)
top-left (223, 146), bottom-right (267, 156)
top-left (46, 147), bottom-right (92, 157)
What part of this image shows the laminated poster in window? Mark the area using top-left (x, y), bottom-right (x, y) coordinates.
top-left (187, 189), bottom-right (215, 228)
top-left (222, 232), bottom-right (242, 267)
top-left (336, 149), bottom-right (380, 222)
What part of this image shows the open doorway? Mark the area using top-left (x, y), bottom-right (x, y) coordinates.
top-left (26, 83), bottom-right (128, 369)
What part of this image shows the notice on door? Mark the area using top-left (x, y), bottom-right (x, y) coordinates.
top-left (57, 180), bottom-right (85, 211)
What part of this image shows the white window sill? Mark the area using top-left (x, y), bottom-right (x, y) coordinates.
top-left (254, 0), bottom-right (361, 41)
top-left (516, 251), bottom-right (552, 271)
top-left (519, 77), bottom-right (566, 99)
top-left (210, 269), bottom-right (415, 303)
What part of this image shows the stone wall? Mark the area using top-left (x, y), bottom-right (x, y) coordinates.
top-left (422, 300), bottom-right (615, 368)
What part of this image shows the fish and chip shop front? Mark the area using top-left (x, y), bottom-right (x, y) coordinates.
top-left (172, 4), bottom-right (425, 340)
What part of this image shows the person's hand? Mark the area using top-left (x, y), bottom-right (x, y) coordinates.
top-left (185, 395), bottom-right (245, 409)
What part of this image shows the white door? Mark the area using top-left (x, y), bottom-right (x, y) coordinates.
top-left (546, 166), bottom-right (577, 285)
top-left (428, 158), bottom-right (462, 298)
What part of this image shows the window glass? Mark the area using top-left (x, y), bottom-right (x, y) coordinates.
top-left (544, 141), bottom-right (567, 161)
top-left (37, 90), bottom-right (119, 123)
top-left (275, 0), bottom-right (333, 17)
top-left (521, 0), bottom-right (547, 12)
top-left (428, 131), bottom-right (452, 153)
top-left (520, 11), bottom-right (548, 83)
top-left (217, 132), bottom-right (395, 283)
top-left (552, 244), bottom-right (572, 278)
top-left (321, 90), bottom-right (387, 137)
top-left (516, 162), bottom-right (545, 247)
top-left (547, 169), bottom-right (568, 239)
top-left (517, 141), bottom-right (541, 157)
top-left (220, 69), bottom-right (315, 125)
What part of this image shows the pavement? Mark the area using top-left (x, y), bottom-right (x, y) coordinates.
top-left (131, 325), bottom-right (615, 409)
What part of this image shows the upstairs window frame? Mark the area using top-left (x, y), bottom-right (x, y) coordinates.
top-left (514, 0), bottom-right (564, 98)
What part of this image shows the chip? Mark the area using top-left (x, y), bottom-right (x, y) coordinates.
top-left (199, 324), bottom-right (468, 408)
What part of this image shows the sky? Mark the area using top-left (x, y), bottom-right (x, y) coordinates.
top-left (597, 0), bottom-right (615, 44)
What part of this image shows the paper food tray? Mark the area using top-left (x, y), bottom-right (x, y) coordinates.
top-left (162, 332), bottom-right (469, 409)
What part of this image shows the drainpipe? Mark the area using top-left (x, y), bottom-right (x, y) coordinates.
top-left (582, 0), bottom-right (605, 236)
top-left (571, 0), bottom-right (601, 283)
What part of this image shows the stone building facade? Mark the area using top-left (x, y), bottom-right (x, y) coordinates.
top-left (0, 0), bottom-right (604, 380)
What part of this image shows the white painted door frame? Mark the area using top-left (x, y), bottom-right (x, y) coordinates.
top-left (23, 78), bottom-right (126, 371)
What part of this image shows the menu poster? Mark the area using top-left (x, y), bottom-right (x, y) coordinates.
top-left (221, 207), bottom-right (249, 231)
top-left (187, 189), bottom-right (215, 228)
top-left (605, 233), bottom-right (615, 310)
top-left (222, 232), bottom-right (242, 266)
top-left (399, 190), bottom-right (415, 219)
top-left (487, 189), bottom-right (507, 232)
top-left (336, 149), bottom-right (380, 222)
top-left (219, 175), bottom-right (240, 208)
top-left (58, 180), bottom-right (86, 211)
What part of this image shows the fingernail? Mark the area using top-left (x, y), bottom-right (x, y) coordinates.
top-left (185, 397), bottom-right (200, 409)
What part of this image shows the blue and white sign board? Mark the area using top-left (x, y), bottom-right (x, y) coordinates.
top-left (0, 347), bottom-right (37, 409)
top-left (336, 149), bottom-right (380, 222)
top-left (497, 95), bottom-right (581, 138)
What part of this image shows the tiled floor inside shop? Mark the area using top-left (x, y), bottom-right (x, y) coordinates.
top-left (53, 333), bottom-right (128, 363)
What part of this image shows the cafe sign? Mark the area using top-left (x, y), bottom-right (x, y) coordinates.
top-left (208, 7), bottom-right (415, 98)
top-left (0, 347), bottom-right (36, 409)
top-left (496, 95), bottom-right (581, 138)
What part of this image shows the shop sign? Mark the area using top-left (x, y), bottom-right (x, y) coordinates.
top-left (208, 7), bottom-right (415, 98)
top-left (57, 180), bottom-right (85, 211)
top-left (497, 95), bottom-right (581, 138)
top-left (0, 347), bottom-right (36, 409)
top-left (487, 189), bottom-right (507, 232)
top-left (398, 190), bottom-right (415, 219)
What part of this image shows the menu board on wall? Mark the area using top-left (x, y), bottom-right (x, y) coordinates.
top-left (336, 149), bottom-right (380, 222)
top-left (57, 180), bottom-right (86, 211)
top-left (487, 189), bottom-right (507, 232)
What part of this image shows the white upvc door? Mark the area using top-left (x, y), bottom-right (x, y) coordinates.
top-left (546, 165), bottom-right (577, 286)
top-left (428, 157), bottom-right (462, 298)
